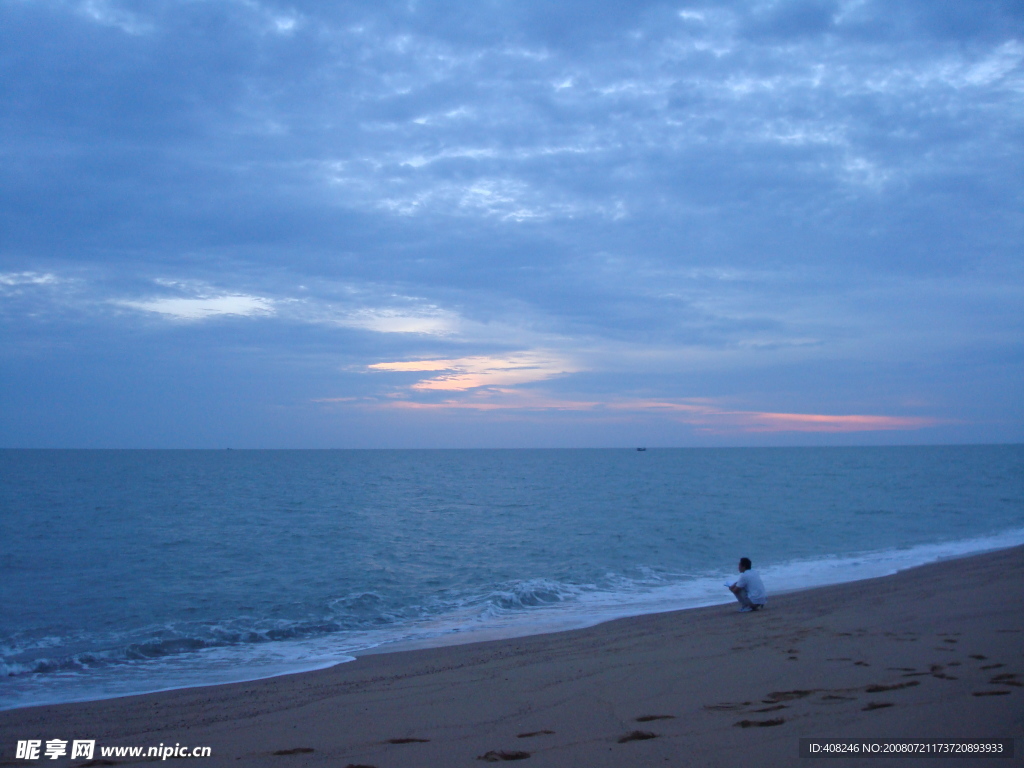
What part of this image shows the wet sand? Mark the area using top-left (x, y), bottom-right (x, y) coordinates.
top-left (2, 546), bottom-right (1021, 767)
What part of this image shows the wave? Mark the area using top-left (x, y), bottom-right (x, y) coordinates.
top-left (3, 527), bottom-right (1023, 710)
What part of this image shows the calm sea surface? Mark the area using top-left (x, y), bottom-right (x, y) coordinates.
top-left (1, 446), bottom-right (1022, 710)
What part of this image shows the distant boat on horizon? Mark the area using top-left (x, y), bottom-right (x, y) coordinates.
top-left (636, 447), bottom-right (646, 451)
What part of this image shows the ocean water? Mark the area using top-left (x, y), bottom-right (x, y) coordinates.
top-left (1, 446), bottom-right (1022, 711)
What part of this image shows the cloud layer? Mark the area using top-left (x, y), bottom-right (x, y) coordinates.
top-left (1, 0), bottom-right (1021, 446)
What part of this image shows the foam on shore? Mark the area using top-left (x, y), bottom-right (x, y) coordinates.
top-left (4, 527), bottom-right (1023, 711)
top-left (3, 543), bottom-right (1021, 768)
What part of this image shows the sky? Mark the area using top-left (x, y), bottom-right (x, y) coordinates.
top-left (1, 0), bottom-right (1022, 448)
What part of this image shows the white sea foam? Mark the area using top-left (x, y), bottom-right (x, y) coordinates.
top-left (353, 526), bottom-right (1024, 651)
top-left (3, 527), bottom-right (1022, 711)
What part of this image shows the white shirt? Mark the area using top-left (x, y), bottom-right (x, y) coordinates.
top-left (734, 569), bottom-right (767, 604)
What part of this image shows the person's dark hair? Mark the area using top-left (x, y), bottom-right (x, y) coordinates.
top-left (739, 557), bottom-right (752, 570)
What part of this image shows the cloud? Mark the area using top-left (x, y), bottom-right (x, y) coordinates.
top-left (724, 410), bottom-right (937, 433)
top-left (0, 272), bottom-right (60, 287)
top-left (358, 389), bottom-right (938, 433)
top-left (336, 307), bottom-right (458, 335)
top-left (360, 352), bottom-right (940, 433)
top-left (77, 0), bottom-right (153, 35)
top-left (272, 288), bottom-right (465, 336)
top-left (117, 295), bottom-right (275, 320)
top-left (0, 0), bottom-right (1020, 445)
top-left (369, 352), bottom-right (580, 390)
top-left (111, 278), bottom-right (461, 332)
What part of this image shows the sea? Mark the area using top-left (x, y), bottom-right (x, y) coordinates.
top-left (1, 446), bottom-right (1022, 711)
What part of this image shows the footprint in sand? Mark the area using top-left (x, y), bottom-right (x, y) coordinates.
top-left (752, 704), bottom-right (787, 712)
top-left (734, 718), bottom-right (785, 728)
top-left (344, 764), bottom-right (377, 768)
top-left (854, 661), bottom-right (870, 667)
top-left (386, 738), bottom-right (430, 744)
top-left (865, 681), bottom-right (919, 693)
top-left (981, 663), bottom-right (1004, 670)
top-left (969, 654), bottom-right (987, 660)
top-left (989, 673), bottom-right (1022, 687)
top-left (635, 715), bottom-right (675, 722)
top-left (973, 690), bottom-right (1011, 697)
top-left (272, 748), bottom-right (315, 755)
top-left (821, 694), bottom-right (856, 701)
top-left (887, 667), bottom-right (916, 671)
top-left (478, 750), bottom-right (531, 761)
top-left (517, 730), bottom-right (555, 738)
top-left (862, 702), bottom-right (894, 711)
top-left (929, 663), bottom-right (952, 676)
top-left (704, 702), bottom-right (752, 711)
top-left (764, 690), bottom-right (815, 702)
top-left (618, 731), bottom-right (659, 743)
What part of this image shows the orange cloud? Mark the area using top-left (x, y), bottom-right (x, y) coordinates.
top-left (343, 389), bottom-right (937, 433)
top-left (368, 353), bottom-right (579, 391)
top-left (727, 411), bottom-right (934, 432)
top-left (350, 355), bottom-right (940, 433)
top-left (367, 360), bottom-right (458, 372)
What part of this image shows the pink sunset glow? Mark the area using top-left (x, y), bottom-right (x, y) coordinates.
top-left (339, 384), bottom-right (939, 434)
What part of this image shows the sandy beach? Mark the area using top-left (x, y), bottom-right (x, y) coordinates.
top-left (2, 546), bottom-right (1021, 767)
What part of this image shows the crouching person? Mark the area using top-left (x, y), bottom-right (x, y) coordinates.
top-left (728, 557), bottom-right (766, 612)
